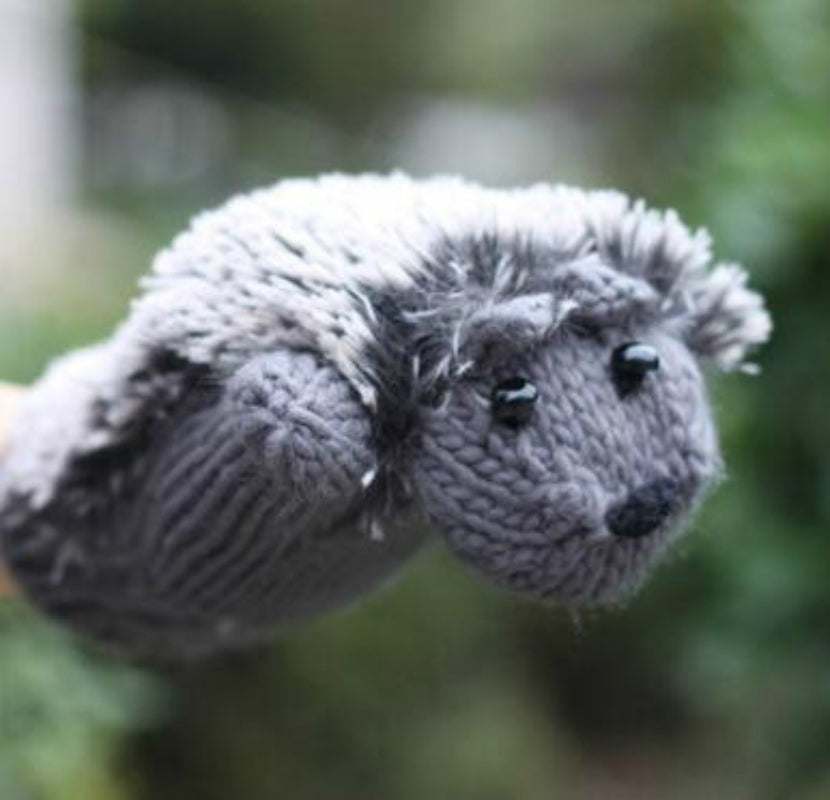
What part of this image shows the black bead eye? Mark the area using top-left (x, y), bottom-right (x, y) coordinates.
top-left (611, 342), bottom-right (660, 396)
top-left (491, 377), bottom-right (538, 428)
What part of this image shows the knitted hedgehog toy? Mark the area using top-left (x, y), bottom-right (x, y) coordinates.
top-left (0, 174), bottom-right (771, 657)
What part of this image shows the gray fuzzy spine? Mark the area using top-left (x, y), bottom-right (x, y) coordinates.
top-left (0, 173), bottom-right (770, 512)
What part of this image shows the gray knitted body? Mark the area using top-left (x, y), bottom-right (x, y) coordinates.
top-left (0, 174), bottom-right (771, 657)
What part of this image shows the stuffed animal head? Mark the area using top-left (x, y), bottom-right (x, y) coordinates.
top-left (410, 205), bottom-right (771, 607)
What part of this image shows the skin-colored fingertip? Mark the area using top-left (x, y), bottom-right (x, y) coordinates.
top-left (0, 567), bottom-right (16, 598)
top-left (0, 382), bottom-right (25, 599)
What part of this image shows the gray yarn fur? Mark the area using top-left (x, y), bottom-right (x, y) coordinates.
top-left (0, 173), bottom-right (771, 657)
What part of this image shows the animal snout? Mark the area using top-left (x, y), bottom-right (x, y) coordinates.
top-left (605, 479), bottom-right (679, 539)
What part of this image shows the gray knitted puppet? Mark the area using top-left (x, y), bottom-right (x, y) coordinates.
top-left (0, 174), bottom-right (771, 657)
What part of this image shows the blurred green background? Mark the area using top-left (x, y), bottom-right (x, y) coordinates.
top-left (0, 1), bottom-right (828, 798)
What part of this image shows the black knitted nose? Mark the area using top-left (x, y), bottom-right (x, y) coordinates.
top-left (605, 479), bottom-right (678, 539)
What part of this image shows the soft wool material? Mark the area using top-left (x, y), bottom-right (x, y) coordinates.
top-left (0, 173), bottom-right (771, 657)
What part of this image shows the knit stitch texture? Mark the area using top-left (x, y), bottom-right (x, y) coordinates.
top-left (0, 173), bottom-right (771, 657)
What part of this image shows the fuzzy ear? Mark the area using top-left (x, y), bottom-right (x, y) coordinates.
top-left (685, 263), bottom-right (772, 372)
top-left (550, 255), bottom-right (659, 326)
top-left (460, 293), bottom-right (567, 365)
